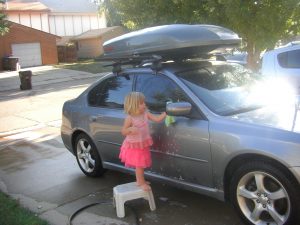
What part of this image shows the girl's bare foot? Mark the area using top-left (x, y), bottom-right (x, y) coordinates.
top-left (137, 182), bottom-right (151, 191)
top-left (140, 183), bottom-right (151, 191)
top-left (136, 181), bottom-right (150, 185)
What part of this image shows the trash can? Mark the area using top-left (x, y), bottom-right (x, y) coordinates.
top-left (19, 70), bottom-right (32, 90)
top-left (2, 56), bottom-right (20, 71)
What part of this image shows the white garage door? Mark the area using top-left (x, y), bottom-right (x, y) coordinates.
top-left (12, 43), bottom-right (42, 68)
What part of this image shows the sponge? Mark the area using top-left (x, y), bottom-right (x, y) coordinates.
top-left (165, 115), bottom-right (176, 127)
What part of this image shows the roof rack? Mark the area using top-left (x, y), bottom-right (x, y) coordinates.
top-left (102, 54), bottom-right (164, 74)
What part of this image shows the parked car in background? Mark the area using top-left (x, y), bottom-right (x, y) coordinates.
top-left (61, 25), bottom-right (300, 225)
top-left (261, 42), bottom-right (300, 93)
top-left (225, 52), bottom-right (248, 66)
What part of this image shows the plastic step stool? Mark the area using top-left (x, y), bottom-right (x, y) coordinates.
top-left (113, 182), bottom-right (156, 218)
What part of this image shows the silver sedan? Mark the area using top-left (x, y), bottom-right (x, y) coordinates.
top-left (61, 61), bottom-right (300, 225)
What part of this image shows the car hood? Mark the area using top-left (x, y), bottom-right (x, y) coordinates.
top-left (229, 105), bottom-right (300, 133)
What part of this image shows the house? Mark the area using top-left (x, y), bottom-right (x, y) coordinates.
top-left (2, 1), bottom-right (51, 32)
top-left (4, 0), bottom-right (106, 37)
top-left (71, 26), bottom-right (124, 58)
top-left (4, 0), bottom-right (124, 61)
top-left (1, 0), bottom-right (124, 69)
top-left (0, 21), bottom-right (60, 70)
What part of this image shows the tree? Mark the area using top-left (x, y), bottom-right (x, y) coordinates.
top-left (101, 0), bottom-right (300, 70)
top-left (206, 0), bottom-right (300, 69)
top-left (99, 0), bottom-right (207, 29)
top-left (0, 0), bottom-right (9, 36)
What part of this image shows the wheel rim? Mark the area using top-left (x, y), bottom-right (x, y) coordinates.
top-left (76, 138), bottom-right (95, 173)
top-left (236, 171), bottom-right (290, 225)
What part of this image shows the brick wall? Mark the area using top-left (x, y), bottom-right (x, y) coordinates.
top-left (0, 22), bottom-right (59, 70)
top-left (77, 38), bottom-right (102, 58)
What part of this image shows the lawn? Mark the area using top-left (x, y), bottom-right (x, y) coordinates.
top-left (0, 191), bottom-right (49, 225)
top-left (55, 59), bottom-right (113, 74)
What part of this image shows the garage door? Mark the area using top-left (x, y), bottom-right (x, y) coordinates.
top-left (12, 43), bottom-right (42, 68)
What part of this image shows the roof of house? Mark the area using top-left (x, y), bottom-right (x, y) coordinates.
top-left (6, 0), bottom-right (98, 13)
top-left (2, 20), bottom-right (61, 39)
top-left (56, 36), bottom-right (73, 46)
top-left (4, 1), bottom-right (50, 11)
top-left (72, 26), bottom-right (123, 40)
top-left (38, 0), bottom-right (98, 13)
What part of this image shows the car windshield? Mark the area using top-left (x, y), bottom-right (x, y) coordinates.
top-left (177, 63), bottom-right (265, 116)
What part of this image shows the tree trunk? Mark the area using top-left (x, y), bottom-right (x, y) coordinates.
top-left (246, 41), bottom-right (260, 72)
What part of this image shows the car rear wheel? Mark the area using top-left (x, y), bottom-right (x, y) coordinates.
top-left (75, 133), bottom-right (106, 177)
top-left (229, 161), bottom-right (300, 225)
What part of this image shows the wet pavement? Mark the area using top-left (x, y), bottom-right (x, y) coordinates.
top-left (0, 66), bottom-right (244, 225)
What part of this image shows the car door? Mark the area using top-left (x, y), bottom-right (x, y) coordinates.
top-left (87, 74), bottom-right (134, 164)
top-left (135, 73), bottom-right (213, 187)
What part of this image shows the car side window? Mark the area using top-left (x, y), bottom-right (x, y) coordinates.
top-left (135, 73), bottom-right (189, 113)
top-left (88, 74), bottom-right (133, 108)
top-left (277, 49), bottom-right (300, 68)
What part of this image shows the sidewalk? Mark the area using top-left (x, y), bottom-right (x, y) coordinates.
top-left (0, 66), bottom-right (104, 135)
top-left (0, 65), bottom-right (104, 92)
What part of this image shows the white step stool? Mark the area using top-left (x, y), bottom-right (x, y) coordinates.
top-left (113, 182), bottom-right (156, 218)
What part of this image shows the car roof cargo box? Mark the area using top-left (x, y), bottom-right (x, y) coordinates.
top-left (101, 24), bottom-right (241, 62)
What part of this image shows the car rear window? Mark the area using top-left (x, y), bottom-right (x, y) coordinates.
top-left (277, 49), bottom-right (300, 68)
top-left (88, 74), bottom-right (133, 108)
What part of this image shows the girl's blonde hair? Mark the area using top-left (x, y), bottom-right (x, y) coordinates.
top-left (124, 92), bottom-right (145, 115)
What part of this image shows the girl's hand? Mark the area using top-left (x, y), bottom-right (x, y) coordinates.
top-left (122, 116), bottom-right (137, 136)
top-left (148, 111), bottom-right (167, 123)
top-left (129, 126), bottom-right (138, 135)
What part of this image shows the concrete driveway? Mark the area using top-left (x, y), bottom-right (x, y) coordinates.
top-left (0, 66), bottom-right (244, 225)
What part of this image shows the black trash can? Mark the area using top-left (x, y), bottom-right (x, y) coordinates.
top-left (2, 57), bottom-right (20, 71)
top-left (19, 70), bottom-right (32, 90)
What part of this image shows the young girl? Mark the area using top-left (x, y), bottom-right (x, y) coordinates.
top-left (120, 92), bottom-right (166, 191)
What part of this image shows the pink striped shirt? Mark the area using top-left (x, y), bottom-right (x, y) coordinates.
top-left (123, 112), bottom-right (153, 149)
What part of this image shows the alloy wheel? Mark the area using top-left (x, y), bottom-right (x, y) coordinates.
top-left (236, 171), bottom-right (290, 225)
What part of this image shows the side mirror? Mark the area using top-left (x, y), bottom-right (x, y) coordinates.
top-left (166, 102), bottom-right (192, 116)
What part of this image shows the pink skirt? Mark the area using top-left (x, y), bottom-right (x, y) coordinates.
top-left (119, 143), bottom-right (152, 168)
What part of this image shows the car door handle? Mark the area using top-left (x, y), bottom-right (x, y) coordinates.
top-left (89, 115), bottom-right (103, 122)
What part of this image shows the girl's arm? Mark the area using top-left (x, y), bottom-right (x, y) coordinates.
top-left (121, 116), bottom-right (138, 136)
top-left (147, 111), bottom-right (167, 123)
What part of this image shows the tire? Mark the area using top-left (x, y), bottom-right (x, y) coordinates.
top-left (75, 133), bottom-right (106, 177)
top-left (229, 161), bottom-right (300, 225)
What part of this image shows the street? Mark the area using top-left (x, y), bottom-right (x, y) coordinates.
top-left (0, 66), bottom-right (244, 225)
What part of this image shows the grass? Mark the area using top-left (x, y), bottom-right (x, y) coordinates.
top-left (0, 191), bottom-right (49, 225)
top-left (55, 58), bottom-right (113, 74)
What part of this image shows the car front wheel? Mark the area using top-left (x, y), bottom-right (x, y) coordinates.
top-left (75, 133), bottom-right (106, 177)
top-left (229, 161), bottom-right (300, 225)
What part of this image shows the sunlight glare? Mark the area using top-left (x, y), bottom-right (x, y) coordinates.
top-left (247, 77), bottom-right (296, 107)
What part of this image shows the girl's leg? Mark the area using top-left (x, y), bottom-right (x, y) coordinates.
top-left (135, 167), bottom-right (151, 191)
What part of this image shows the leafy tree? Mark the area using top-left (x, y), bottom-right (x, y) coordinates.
top-left (99, 0), bottom-right (206, 29)
top-left (0, 0), bottom-right (9, 36)
top-left (98, 0), bottom-right (121, 27)
top-left (206, 0), bottom-right (300, 69)
top-left (100, 0), bottom-right (300, 70)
